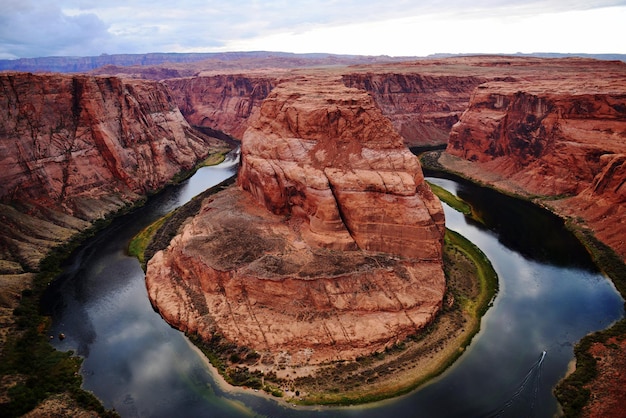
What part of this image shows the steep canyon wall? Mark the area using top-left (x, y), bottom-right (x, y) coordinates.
top-left (162, 71), bottom-right (482, 148)
top-left (0, 72), bottom-right (227, 273)
top-left (164, 75), bottom-right (275, 139)
top-left (447, 71), bottom-right (626, 260)
top-left (342, 72), bottom-right (484, 147)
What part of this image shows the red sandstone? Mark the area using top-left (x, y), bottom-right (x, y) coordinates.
top-left (145, 76), bottom-right (446, 368)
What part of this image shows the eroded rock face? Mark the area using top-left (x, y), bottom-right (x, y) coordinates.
top-left (146, 77), bottom-right (446, 367)
top-left (239, 77), bottom-right (445, 258)
top-left (0, 72), bottom-right (226, 270)
top-left (163, 71), bottom-right (483, 148)
top-left (164, 75), bottom-right (275, 139)
top-left (342, 73), bottom-right (484, 147)
top-left (447, 73), bottom-right (626, 260)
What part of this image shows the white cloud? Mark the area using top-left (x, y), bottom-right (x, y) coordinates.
top-left (0, 3), bottom-right (110, 58)
top-left (1, 1), bottom-right (626, 58)
top-left (222, 4), bottom-right (626, 56)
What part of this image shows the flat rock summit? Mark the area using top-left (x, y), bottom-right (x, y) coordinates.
top-left (145, 76), bottom-right (446, 366)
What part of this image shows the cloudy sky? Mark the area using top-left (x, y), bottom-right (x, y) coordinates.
top-left (1, 0), bottom-right (626, 59)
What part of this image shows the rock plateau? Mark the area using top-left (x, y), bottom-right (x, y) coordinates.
top-left (145, 76), bottom-right (446, 367)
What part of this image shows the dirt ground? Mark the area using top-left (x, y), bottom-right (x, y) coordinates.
top-left (582, 337), bottom-right (626, 418)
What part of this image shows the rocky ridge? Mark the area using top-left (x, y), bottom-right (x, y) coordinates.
top-left (447, 72), bottom-right (626, 260)
top-left (160, 69), bottom-right (485, 149)
top-left (342, 72), bottom-right (485, 147)
top-left (0, 72), bottom-right (228, 278)
top-left (155, 56), bottom-right (626, 261)
top-left (145, 76), bottom-right (446, 367)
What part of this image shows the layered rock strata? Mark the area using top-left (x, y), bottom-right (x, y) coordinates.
top-left (146, 77), bottom-right (446, 367)
top-left (447, 75), bottom-right (626, 260)
top-left (342, 73), bottom-right (484, 147)
top-left (162, 71), bottom-right (482, 149)
top-left (164, 75), bottom-right (275, 139)
top-left (0, 72), bottom-right (227, 272)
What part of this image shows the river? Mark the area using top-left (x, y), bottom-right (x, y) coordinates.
top-left (43, 153), bottom-right (624, 417)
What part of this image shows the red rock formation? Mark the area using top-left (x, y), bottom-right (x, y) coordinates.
top-left (239, 77), bottom-right (445, 258)
top-left (446, 68), bottom-right (626, 260)
top-left (342, 73), bottom-right (484, 147)
top-left (164, 75), bottom-right (275, 139)
top-left (0, 72), bottom-right (227, 270)
top-left (162, 71), bottom-right (483, 148)
top-left (146, 76), bottom-right (446, 368)
top-left (583, 336), bottom-right (626, 418)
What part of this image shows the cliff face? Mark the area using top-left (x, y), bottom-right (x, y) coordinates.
top-left (162, 71), bottom-right (482, 148)
top-left (146, 76), bottom-right (446, 367)
top-left (239, 77), bottom-right (445, 258)
top-left (342, 73), bottom-right (484, 147)
top-left (447, 76), bottom-right (626, 259)
top-left (164, 75), bottom-right (275, 140)
top-left (0, 72), bottom-right (227, 271)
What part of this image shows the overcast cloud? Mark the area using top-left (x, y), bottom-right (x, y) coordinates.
top-left (1, 0), bottom-right (626, 59)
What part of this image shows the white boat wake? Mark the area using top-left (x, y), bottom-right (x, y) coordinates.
top-left (486, 350), bottom-right (547, 418)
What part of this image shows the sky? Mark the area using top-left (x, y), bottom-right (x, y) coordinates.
top-left (1, 0), bottom-right (626, 60)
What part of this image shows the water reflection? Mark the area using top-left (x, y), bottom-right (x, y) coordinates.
top-left (42, 160), bottom-right (623, 417)
top-left (427, 176), bottom-right (596, 270)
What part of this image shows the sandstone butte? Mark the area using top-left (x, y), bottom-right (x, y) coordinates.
top-left (145, 76), bottom-right (447, 367)
top-left (154, 56), bottom-right (626, 262)
top-left (141, 56), bottom-right (626, 416)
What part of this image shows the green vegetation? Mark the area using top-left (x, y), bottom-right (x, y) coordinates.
top-left (554, 226), bottom-right (626, 417)
top-left (445, 229), bottom-right (498, 318)
top-left (127, 213), bottom-right (172, 267)
top-left (188, 334), bottom-right (265, 391)
top-left (427, 180), bottom-right (472, 215)
top-left (570, 227), bottom-right (626, 299)
top-left (555, 318), bottom-right (626, 417)
top-left (201, 152), bottom-right (227, 167)
top-left (0, 220), bottom-right (122, 417)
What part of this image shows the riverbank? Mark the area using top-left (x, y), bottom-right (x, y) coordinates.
top-left (134, 178), bottom-right (498, 406)
top-left (286, 228), bottom-right (497, 406)
top-left (0, 147), bottom-right (232, 418)
top-left (420, 150), bottom-right (626, 418)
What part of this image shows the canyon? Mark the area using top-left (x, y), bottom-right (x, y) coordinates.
top-left (123, 56), bottom-right (626, 262)
top-left (145, 76), bottom-right (447, 368)
top-left (446, 70), bottom-right (626, 261)
top-left (0, 54), bottom-right (625, 416)
top-left (0, 71), bottom-right (230, 383)
top-left (0, 72), bottom-right (229, 274)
